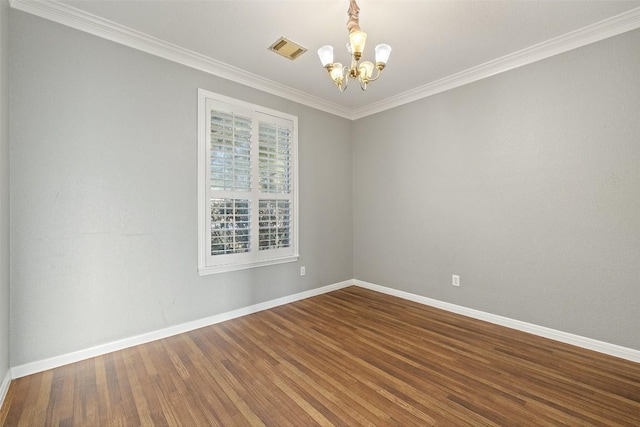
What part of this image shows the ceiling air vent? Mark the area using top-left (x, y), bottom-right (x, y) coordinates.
top-left (269, 37), bottom-right (307, 61)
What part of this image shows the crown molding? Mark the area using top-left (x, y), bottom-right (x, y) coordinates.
top-left (9, 0), bottom-right (353, 120)
top-left (9, 1), bottom-right (640, 121)
top-left (351, 6), bottom-right (640, 119)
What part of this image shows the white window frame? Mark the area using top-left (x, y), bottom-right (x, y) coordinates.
top-left (198, 89), bottom-right (299, 275)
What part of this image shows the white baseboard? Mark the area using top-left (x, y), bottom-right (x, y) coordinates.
top-left (10, 280), bottom-right (354, 379)
top-left (0, 369), bottom-right (10, 410)
top-left (354, 279), bottom-right (640, 363)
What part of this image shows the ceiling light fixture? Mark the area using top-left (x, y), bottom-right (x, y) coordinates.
top-left (317, 0), bottom-right (391, 92)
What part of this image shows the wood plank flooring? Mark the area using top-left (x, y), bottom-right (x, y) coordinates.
top-left (1, 286), bottom-right (639, 426)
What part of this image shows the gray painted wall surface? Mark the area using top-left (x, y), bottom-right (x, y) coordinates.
top-left (0, 0), bottom-right (10, 383)
top-left (10, 11), bottom-right (353, 366)
top-left (353, 29), bottom-right (640, 350)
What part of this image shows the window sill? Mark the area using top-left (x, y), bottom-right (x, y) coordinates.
top-left (198, 254), bottom-right (300, 276)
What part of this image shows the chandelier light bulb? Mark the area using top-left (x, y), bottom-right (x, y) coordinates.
top-left (375, 44), bottom-right (392, 65)
top-left (348, 30), bottom-right (367, 59)
top-left (330, 63), bottom-right (344, 83)
top-left (359, 61), bottom-right (374, 80)
top-left (317, 45), bottom-right (334, 67)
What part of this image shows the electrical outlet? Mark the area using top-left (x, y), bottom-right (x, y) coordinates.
top-left (300, 266), bottom-right (306, 276)
top-left (452, 275), bottom-right (460, 287)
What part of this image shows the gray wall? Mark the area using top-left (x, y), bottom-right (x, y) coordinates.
top-left (0, 0), bottom-right (9, 384)
top-left (10, 11), bottom-right (353, 366)
top-left (353, 29), bottom-right (640, 350)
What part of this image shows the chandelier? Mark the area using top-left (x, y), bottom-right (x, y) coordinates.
top-left (317, 0), bottom-right (392, 91)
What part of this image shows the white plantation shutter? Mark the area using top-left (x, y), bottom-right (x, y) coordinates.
top-left (259, 199), bottom-right (290, 250)
top-left (198, 90), bottom-right (298, 274)
top-left (210, 111), bottom-right (252, 192)
top-left (259, 120), bottom-right (291, 194)
top-left (210, 198), bottom-right (251, 255)
top-left (258, 114), bottom-right (293, 252)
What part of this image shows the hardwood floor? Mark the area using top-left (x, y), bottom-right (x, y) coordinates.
top-left (1, 286), bottom-right (639, 426)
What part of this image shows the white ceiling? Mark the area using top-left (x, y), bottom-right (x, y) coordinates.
top-left (30, 1), bottom-right (640, 117)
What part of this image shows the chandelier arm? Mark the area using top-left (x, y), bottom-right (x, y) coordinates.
top-left (366, 67), bottom-right (384, 83)
top-left (344, 66), bottom-right (351, 91)
top-left (339, 65), bottom-right (350, 91)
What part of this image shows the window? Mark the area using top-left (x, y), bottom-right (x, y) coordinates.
top-left (198, 90), bottom-right (298, 274)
